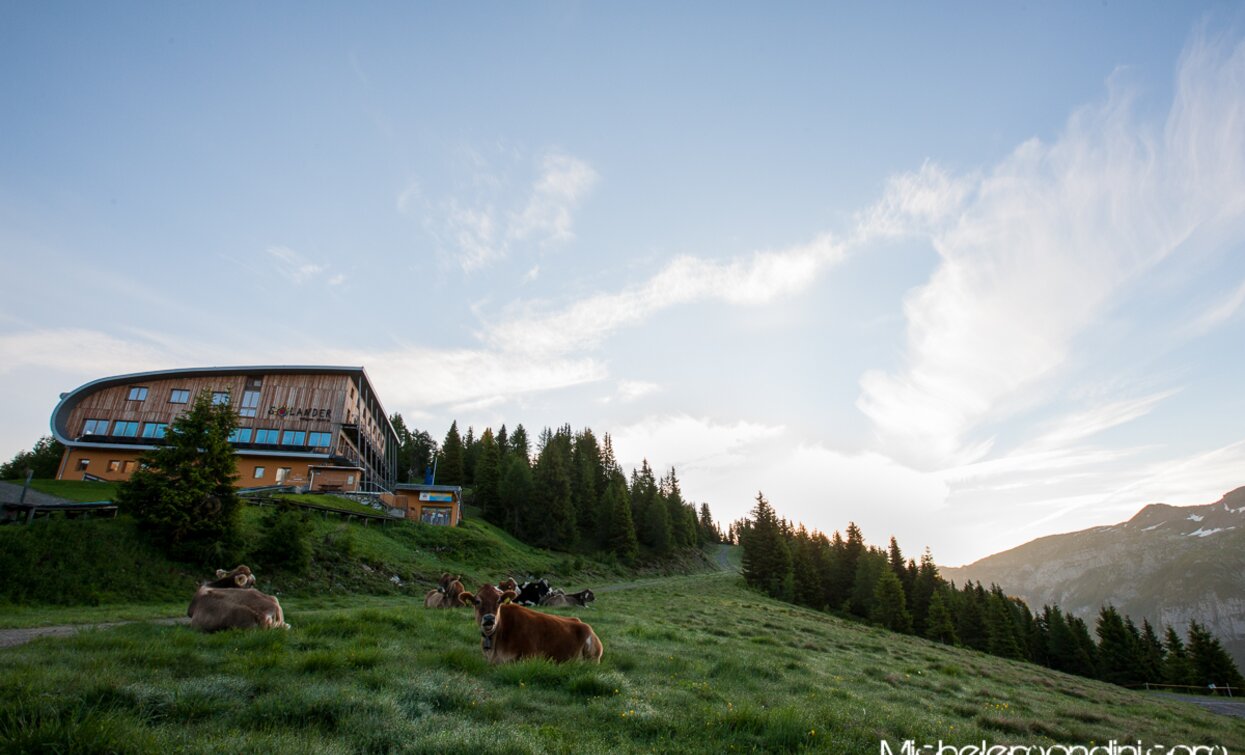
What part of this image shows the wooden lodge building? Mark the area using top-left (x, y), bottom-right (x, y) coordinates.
top-left (51, 365), bottom-right (400, 495)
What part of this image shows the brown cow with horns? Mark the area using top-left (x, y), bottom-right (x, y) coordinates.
top-left (458, 583), bottom-right (603, 664)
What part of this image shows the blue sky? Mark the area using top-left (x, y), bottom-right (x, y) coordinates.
top-left (3, 2), bottom-right (1245, 564)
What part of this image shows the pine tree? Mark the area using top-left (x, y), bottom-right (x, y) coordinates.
top-left (601, 470), bottom-right (639, 560)
top-left (909, 548), bottom-right (940, 637)
top-left (474, 428), bottom-right (502, 524)
top-left (1095, 605), bottom-right (1142, 686)
top-left (849, 548), bottom-right (887, 619)
top-left (115, 390), bottom-right (242, 564)
top-left (871, 566), bottom-right (913, 633)
top-left (954, 582), bottom-right (988, 652)
top-left (1138, 619), bottom-right (1166, 685)
top-left (663, 467), bottom-right (696, 548)
top-left (509, 424), bottom-right (530, 462)
top-left (697, 503), bottom-right (720, 544)
top-left (825, 530), bottom-right (852, 609)
top-left (791, 527), bottom-right (823, 609)
top-left (1067, 615), bottom-right (1099, 679)
top-left (462, 426), bottom-right (478, 486)
top-left (532, 427), bottom-right (576, 548)
top-left (0, 435), bottom-right (65, 479)
top-left (1163, 626), bottom-right (1195, 687)
top-left (924, 590), bottom-right (959, 645)
top-left (498, 452), bottom-right (533, 537)
top-left (570, 429), bottom-right (602, 543)
top-left (740, 492), bottom-right (793, 600)
top-left (985, 587), bottom-right (1026, 660)
top-left (1186, 620), bottom-right (1245, 691)
top-left (437, 421), bottom-right (465, 486)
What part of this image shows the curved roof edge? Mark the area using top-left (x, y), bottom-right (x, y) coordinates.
top-left (50, 365), bottom-right (398, 446)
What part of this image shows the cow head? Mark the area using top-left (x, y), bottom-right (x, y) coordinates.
top-left (578, 589), bottom-right (596, 606)
top-left (497, 577), bottom-right (518, 592)
top-left (207, 565), bottom-right (255, 589)
top-left (459, 583), bottom-right (518, 649)
top-left (437, 572), bottom-right (462, 594)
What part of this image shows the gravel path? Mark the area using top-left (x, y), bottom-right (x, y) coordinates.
top-left (1156, 693), bottom-right (1245, 719)
top-left (0, 480), bottom-right (76, 506)
top-left (0, 617), bottom-right (190, 649)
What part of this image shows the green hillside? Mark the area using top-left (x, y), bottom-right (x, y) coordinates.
top-left (0, 502), bottom-right (710, 629)
top-left (1, 571), bottom-right (1240, 752)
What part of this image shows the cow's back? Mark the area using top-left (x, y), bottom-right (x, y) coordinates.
top-left (491, 604), bottom-right (603, 663)
top-left (188, 587), bottom-right (284, 632)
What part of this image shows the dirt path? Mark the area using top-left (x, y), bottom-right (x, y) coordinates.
top-left (0, 617), bottom-right (190, 649)
top-left (0, 480), bottom-right (75, 506)
top-left (1156, 692), bottom-right (1245, 720)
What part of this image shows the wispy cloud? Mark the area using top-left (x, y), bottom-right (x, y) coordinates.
top-left (411, 149), bottom-right (599, 273)
top-left (267, 246), bottom-right (336, 285)
top-left (857, 33), bottom-right (1245, 470)
top-left (508, 152), bottom-right (598, 244)
top-left (610, 414), bottom-right (785, 475)
top-left (485, 233), bottom-right (846, 356)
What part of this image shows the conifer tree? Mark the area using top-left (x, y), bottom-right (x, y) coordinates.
top-left (532, 427), bottom-right (576, 548)
top-left (871, 566), bottom-right (913, 633)
top-left (824, 530), bottom-right (852, 609)
top-left (509, 424), bottom-right (530, 462)
top-left (1067, 615), bottom-right (1099, 679)
top-left (496, 425), bottom-right (508, 458)
top-left (1138, 619), bottom-right (1166, 685)
top-left (462, 426), bottom-right (478, 485)
top-left (955, 583), bottom-right (988, 651)
top-left (116, 390), bottom-right (241, 563)
top-left (663, 467), bottom-right (696, 548)
top-left (437, 421), bottom-right (465, 486)
top-left (924, 590), bottom-right (959, 645)
top-left (1095, 605), bottom-right (1142, 686)
top-left (601, 469), bottom-right (639, 560)
top-left (474, 428), bottom-right (502, 524)
top-left (985, 587), bottom-right (1026, 660)
top-left (740, 492), bottom-right (793, 600)
top-left (1187, 620), bottom-right (1245, 691)
top-left (1163, 626), bottom-right (1195, 687)
top-left (570, 429), bottom-right (602, 543)
top-left (698, 503), bottom-right (720, 544)
top-left (909, 548), bottom-right (940, 637)
top-left (849, 548), bottom-right (887, 619)
top-left (498, 452), bottom-right (533, 537)
top-left (791, 527), bottom-right (823, 609)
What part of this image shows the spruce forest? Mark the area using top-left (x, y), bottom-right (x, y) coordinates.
top-left (736, 492), bottom-right (1244, 695)
top-left (389, 417), bottom-right (722, 561)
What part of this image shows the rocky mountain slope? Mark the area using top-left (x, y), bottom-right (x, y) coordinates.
top-left (942, 487), bottom-right (1245, 669)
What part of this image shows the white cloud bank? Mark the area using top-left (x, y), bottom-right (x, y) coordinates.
top-left (857, 32), bottom-right (1245, 470)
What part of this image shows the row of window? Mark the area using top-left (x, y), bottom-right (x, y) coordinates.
top-left (84, 418), bottom-right (330, 448)
top-left (83, 419), bottom-right (167, 439)
top-left (127, 386), bottom-right (262, 418)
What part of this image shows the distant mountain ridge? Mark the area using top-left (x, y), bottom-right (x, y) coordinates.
top-left (942, 487), bottom-right (1245, 669)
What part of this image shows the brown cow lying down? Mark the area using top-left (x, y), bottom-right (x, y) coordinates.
top-left (459, 583), bottom-right (603, 664)
top-left (540, 588), bottom-right (596, 608)
top-left (188, 565), bottom-right (288, 632)
top-left (425, 572), bottom-right (465, 608)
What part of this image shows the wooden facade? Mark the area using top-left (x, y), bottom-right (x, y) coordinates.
top-left (391, 484), bottom-right (464, 527)
top-left (51, 366), bottom-right (398, 492)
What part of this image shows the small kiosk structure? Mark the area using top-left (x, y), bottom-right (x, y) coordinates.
top-left (393, 483), bottom-right (463, 526)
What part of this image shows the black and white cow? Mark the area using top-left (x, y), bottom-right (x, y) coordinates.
top-left (515, 578), bottom-right (551, 606)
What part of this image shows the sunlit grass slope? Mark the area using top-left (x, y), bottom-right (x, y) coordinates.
top-left (0, 505), bottom-right (709, 629)
top-left (2, 572), bottom-right (1240, 753)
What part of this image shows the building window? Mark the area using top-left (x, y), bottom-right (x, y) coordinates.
top-left (82, 418), bottom-right (110, 436)
top-left (239, 390), bottom-right (261, 418)
top-left (281, 430), bottom-right (306, 446)
top-left (228, 428), bottom-right (253, 443)
top-left (212, 391), bottom-right (230, 406)
top-left (122, 460), bottom-right (136, 474)
top-left (253, 466), bottom-right (266, 479)
top-left (254, 429), bottom-right (279, 444)
top-left (127, 387), bottom-right (148, 401)
top-left (169, 389), bottom-right (189, 404)
top-left (308, 431), bottom-right (331, 448)
top-left (107, 460), bottom-right (121, 472)
top-left (276, 467), bottom-right (292, 484)
top-left (76, 459), bottom-right (89, 471)
top-left (420, 507), bottom-right (452, 526)
top-left (141, 423), bottom-right (167, 439)
top-left (114, 421), bottom-right (140, 437)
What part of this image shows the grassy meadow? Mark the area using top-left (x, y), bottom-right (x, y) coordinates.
top-left (2, 570), bottom-right (1241, 753)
